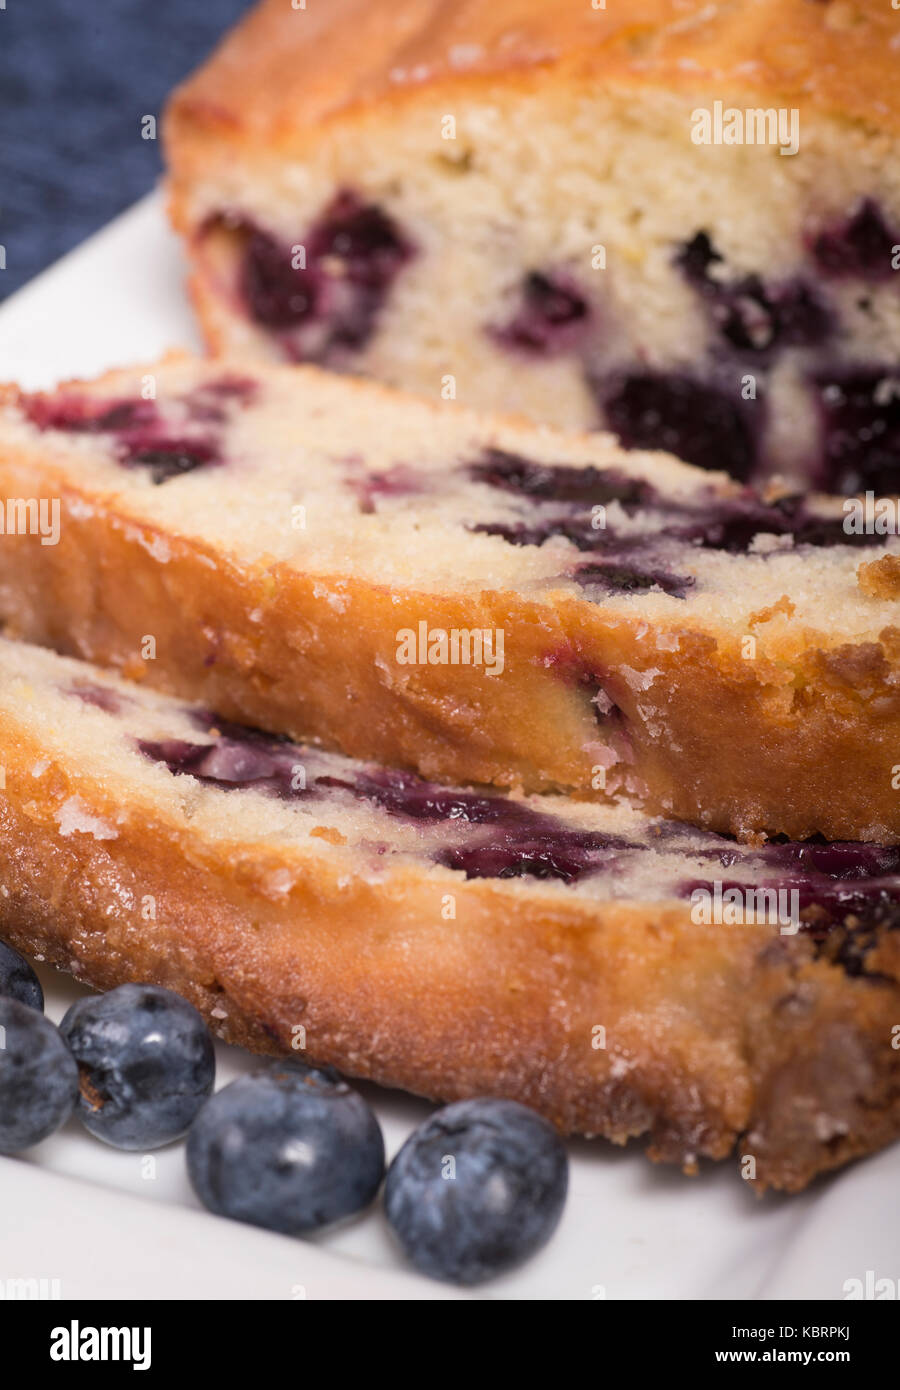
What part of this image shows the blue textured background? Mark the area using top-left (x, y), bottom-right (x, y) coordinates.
top-left (0, 0), bottom-right (251, 300)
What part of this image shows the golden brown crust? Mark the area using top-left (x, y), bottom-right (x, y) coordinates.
top-left (1, 718), bottom-right (897, 1192)
top-left (165, 0), bottom-right (900, 158)
top-left (858, 554), bottom-right (900, 601)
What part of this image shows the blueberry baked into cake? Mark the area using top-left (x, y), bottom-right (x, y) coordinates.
top-left (165, 0), bottom-right (900, 492)
top-left (2, 356), bottom-right (900, 843)
top-left (0, 636), bottom-right (898, 1193)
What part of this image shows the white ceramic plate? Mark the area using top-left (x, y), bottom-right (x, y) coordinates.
top-left (0, 193), bottom-right (897, 1301)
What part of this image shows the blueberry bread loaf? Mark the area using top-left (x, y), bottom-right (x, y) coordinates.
top-left (165, 0), bottom-right (900, 491)
top-left (1, 635), bottom-right (898, 1191)
top-left (3, 355), bottom-right (900, 841)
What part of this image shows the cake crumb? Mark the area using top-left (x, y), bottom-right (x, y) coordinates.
top-left (858, 554), bottom-right (900, 600)
top-left (310, 825), bottom-right (347, 846)
top-left (748, 594), bottom-right (796, 626)
top-left (56, 797), bottom-right (118, 841)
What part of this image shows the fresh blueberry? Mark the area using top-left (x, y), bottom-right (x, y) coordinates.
top-left (60, 984), bottom-right (215, 1150)
top-left (384, 1098), bottom-right (568, 1284)
top-left (186, 1063), bottom-right (385, 1233)
top-left (0, 940), bottom-right (43, 1011)
top-left (0, 998), bottom-right (78, 1152)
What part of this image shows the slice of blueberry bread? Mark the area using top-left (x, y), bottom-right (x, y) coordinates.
top-left (165, 0), bottom-right (900, 492)
top-left (1, 635), bottom-right (899, 1192)
top-left (3, 355), bottom-right (900, 841)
